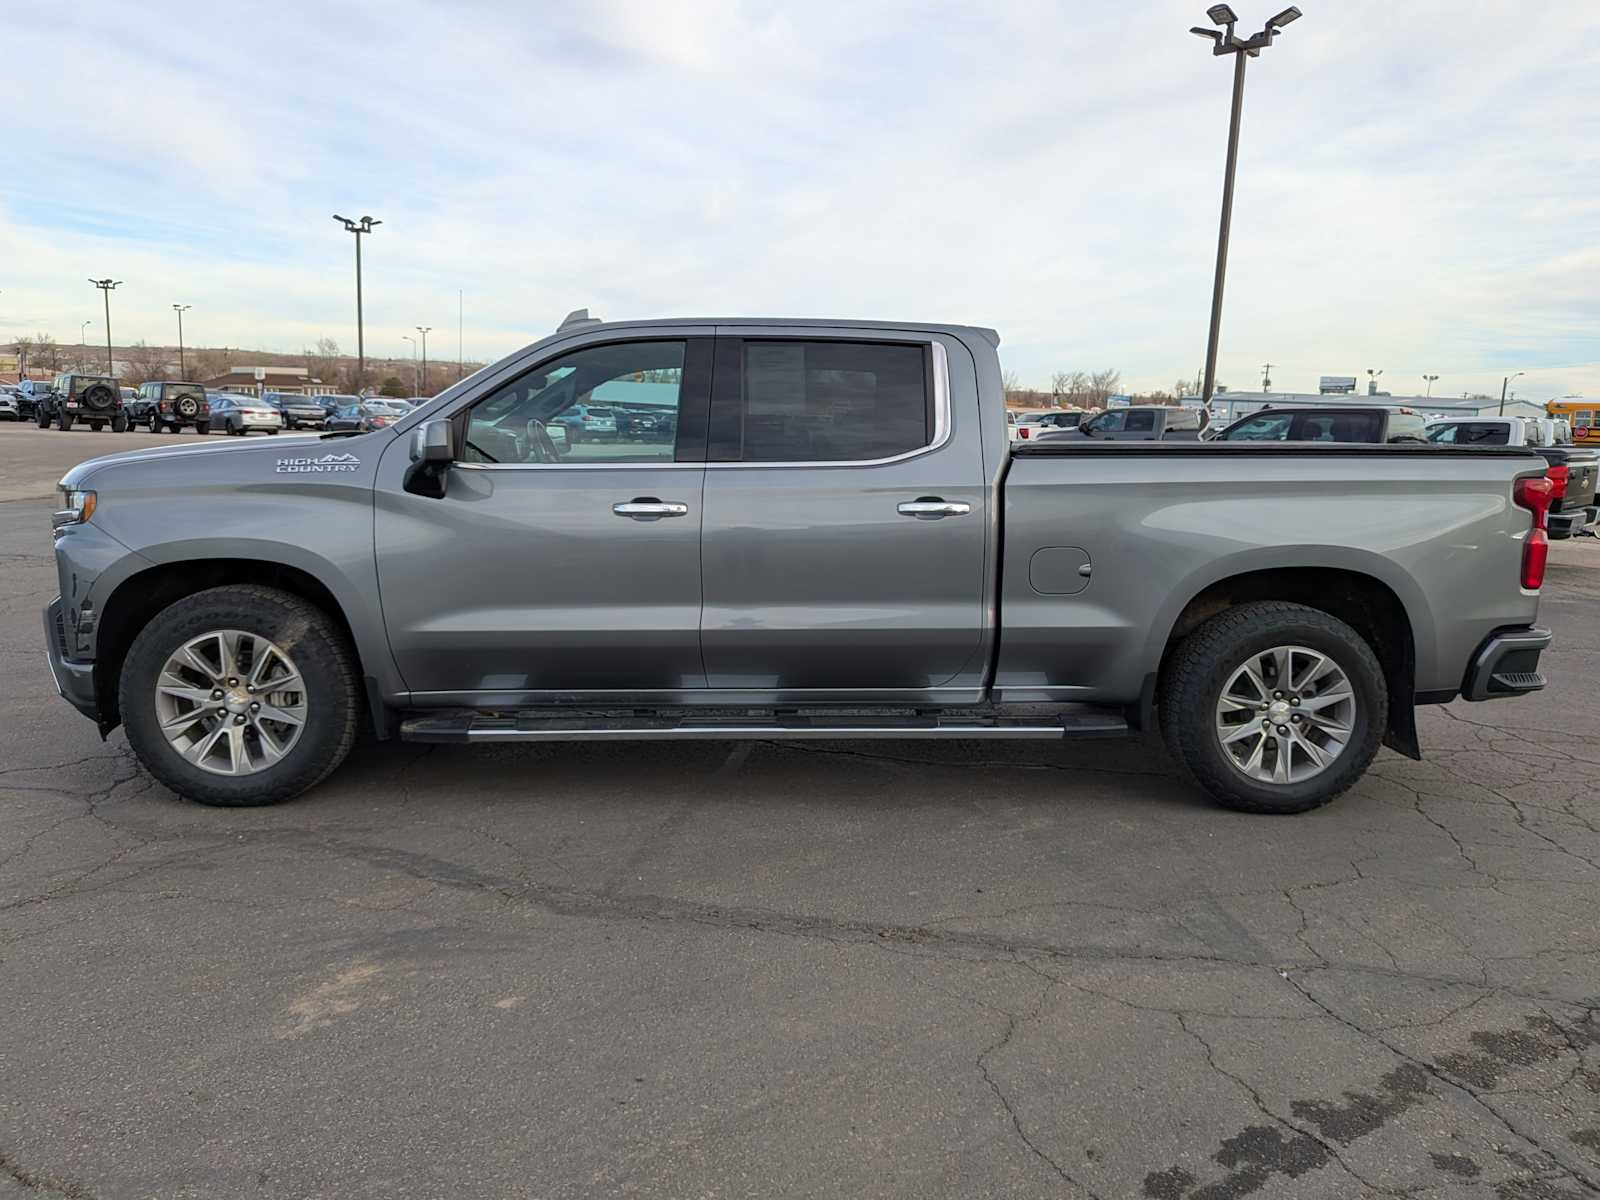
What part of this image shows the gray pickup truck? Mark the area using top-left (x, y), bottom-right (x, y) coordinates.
top-left (45, 315), bottom-right (1553, 815)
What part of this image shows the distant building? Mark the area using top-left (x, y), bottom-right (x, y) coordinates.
top-left (201, 366), bottom-right (334, 396)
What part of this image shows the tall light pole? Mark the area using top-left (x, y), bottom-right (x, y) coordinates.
top-left (416, 325), bottom-right (432, 396)
top-left (89, 279), bottom-right (121, 376)
top-left (1190, 5), bottom-right (1303, 407)
top-left (332, 214), bottom-right (381, 391)
top-left (458, 290), bottom-right (464, 382)
top-left (1499, 372), bottom-right (1525, 416)
top-left (172, 304), bottom-right (191, 378)
top-left (1422, 373), bottom-right (1439, 397)
top-left (80, 319), bottom-right (91, 348)
top-left (402, 334), bottom-right (419, 395)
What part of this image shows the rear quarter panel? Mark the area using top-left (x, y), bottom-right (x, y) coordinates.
top-left (997, 447), bottom-right (1544, 701)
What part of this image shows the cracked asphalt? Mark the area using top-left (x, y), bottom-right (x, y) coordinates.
top-left (2, 435), bottom-right (1599, 1198)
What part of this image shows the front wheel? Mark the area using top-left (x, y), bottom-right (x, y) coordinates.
top-left (57, 410), bottom-right (73, 432)
top-left (36, 406), bottom-right (51, 429)
top-left (119, 586), bottom-right (361, 806)
top-left (1161, 601), bottom-right (1386, 815)
top-left (111, 412), bottom-right (128, 433)
top-left (195, 421), bottom-right (210, 435)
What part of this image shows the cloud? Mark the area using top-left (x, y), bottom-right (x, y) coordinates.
top-left (2, 0), bottom-right (1596, 399)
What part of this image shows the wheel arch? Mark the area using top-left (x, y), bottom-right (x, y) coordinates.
top-left (93, 557), bottom-right (395, 738)
top-left (1152, 562), bottom-right (1423, 760)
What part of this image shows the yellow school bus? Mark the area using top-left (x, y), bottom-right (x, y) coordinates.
top-left (1548, 399), bottom-right (1600, 442)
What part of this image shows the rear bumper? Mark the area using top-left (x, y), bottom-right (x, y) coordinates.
top-left (1461, 625), bottom-right (1552, 702)
top-left (43, 598), bottom-right (99, 722)
top-left (1548, 505), bottom-right (1599, 538)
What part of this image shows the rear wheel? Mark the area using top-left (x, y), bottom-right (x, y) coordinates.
top-left (228, 420), bottom-right (243, 436)
top-left (195, 421), bottom-right (210, 435)
top-left (36, 405), bottom-right (50, 429)
top-left (1161, 602), bottom-right (1386, 815)
top-left (111, 412), bottom-right (128, 433)
top-left (119, 586), bottom-right (360, 807)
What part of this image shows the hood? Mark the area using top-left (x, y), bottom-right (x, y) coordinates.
top-left (58, 433), bottom-right (365, 489)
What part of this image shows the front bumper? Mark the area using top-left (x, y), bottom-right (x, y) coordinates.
top-left (1461, 625), bottom-right (1552, 702)
top-left (43, 598), bottom-right (99, 722)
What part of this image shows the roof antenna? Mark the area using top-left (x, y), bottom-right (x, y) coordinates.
top-left (558, 308), bottom-right (602, 332)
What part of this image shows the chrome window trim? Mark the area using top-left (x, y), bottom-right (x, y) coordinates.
top-left (439, 333), bottom-right (949, 473)
top-left (705, 339), bottom-right (951, 471)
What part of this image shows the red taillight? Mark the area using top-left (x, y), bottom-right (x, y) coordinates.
top-left (1514, 474), bottom-right (1555, 590)
top-left (1522, 530), bottom-right (1549, 590)
top-left (1019, 426), bottom-right (1031, 438)
top-left (1546, 464), bottom-right (1569, 500)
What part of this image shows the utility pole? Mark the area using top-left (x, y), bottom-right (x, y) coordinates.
top-left (332, 214), bottom-right (381, 392)
top-left (416, 326), bottom-right (432, 396)
top-left (402, 334), bottom-right (418, 394)
top-left (1189, 5), bottom-right (1303, 407)
top-left (1498, 372), bottom-right (1524, 416)
top-left (89, 279), bottom-right (121, 376)
top-left (173, 304), bottom-right (192, 378)
top-left (1261, 362), bottom-right (1273, 393)
top-left (458, 290), bottom-right (464, 382)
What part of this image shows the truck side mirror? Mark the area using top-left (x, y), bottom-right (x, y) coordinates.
top-left (404, 418), bottom-right (453, 498)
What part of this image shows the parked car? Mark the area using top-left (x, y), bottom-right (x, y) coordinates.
top-left (207, 393), bottom-right (283, 436)
top-left (325, 400), bottom-right (408, 433)
top-left (35, 373), bottom-right (126, 432)
top-left (1426, 416), bottom-right (1599, 538)
top-left (124, 382), bottom-right (211, 434)
top-left (13, 380), bottom-right (51, 422)
top-left (1012, 410), bottom-right (1084, 441)
top-left (0, 389), bottom-right (19, 421)
top-left (1045, 405), bottom-right (1205, 441)
top-left (1212, 406), bottom-right (1430, 444)
top-left (46, 316), bottom-right (1551, 815)
top-left (550, 402), bottom-right (618, 443)
top-left (261, 392), bottom-right (334, 431)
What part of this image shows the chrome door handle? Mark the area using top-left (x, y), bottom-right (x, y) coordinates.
top-left (897, 499), bottom-right (972, 519)
top-left (613, 499), bottom-right (689, 519)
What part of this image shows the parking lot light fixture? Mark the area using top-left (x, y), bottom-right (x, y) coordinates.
top-left (1423, 374), bottom-right (1439, 397)
top-left (333, 214), bottom-right (381, 391)
top-left (1190, 5), bottom-right (1303, 409)
top-left (172, 304), bottom-right (192, 378)
top-left (402, 334), bottom-right (419, 394)
top-left (89, 279), bottom-right (122, 376)
top-left (80, 319), bottom-right (91, 347)
top-left (416, 326), bottom-right (432, 397)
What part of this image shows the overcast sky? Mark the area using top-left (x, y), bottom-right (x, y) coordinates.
top-left (4, 1), bottom-right (1596, 399)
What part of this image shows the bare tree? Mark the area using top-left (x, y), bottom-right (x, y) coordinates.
top-left (1086, 369), bottom-right (1122, 409)
top-left (121, 341), bottom-right (174, 386)
top-left (190, 347), bottom-right (229, 382)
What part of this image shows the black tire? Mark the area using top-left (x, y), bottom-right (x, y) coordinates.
top-left (195, 421), bottom-right (210, 435)
top-left (228, 420), bottom-right (243, 436)
top-left (57, 409), bottom-right (73, 432)
top-left (119, 585), bottom-right (361, 807)
top-left (148, 413), bottom-right (160, 433)
top-left (1160, 601), bottom-right (1386, 815)
top-left (89, 421), bottom-right (104, 432)
top-left (36, 405), bottom-right (51, 429)
top-left (111, 412), bottom-right (128, 433)
top-left (80, 384), bottom-right (115, 413)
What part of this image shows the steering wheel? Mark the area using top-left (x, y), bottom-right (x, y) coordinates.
top-left (524, 419), bottom-right (560, 464)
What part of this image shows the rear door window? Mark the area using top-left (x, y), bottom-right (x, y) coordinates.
top-left (1123, 410), bottom-right (1156, 433)
top-left (1223, 413), bottom-right (1293, 440)
top-left (710, 340), bottom-right (932, 463)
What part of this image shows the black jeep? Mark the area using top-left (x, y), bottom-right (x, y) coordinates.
top-left (35, 374), bottom-right (127, 432)
top-left (124, 381), bottom-right (211, 434)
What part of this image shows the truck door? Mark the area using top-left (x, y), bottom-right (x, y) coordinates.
top-left (698, 331), bottom-right (988, 693)
top-left (374, 336), bottom-right (713, 702)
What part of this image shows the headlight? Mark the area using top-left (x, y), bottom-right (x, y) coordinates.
top-left (52, 488), bottom-right (96, 531)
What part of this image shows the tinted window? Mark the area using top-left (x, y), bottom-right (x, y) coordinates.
top-left (727, 340), bottom-right (930, 463)
top-left (1224, 413), bottom-right (1293, 440)
top-left (1427, 423), bottom-right (1508, 445)
top-left (1123, 410), bottom-right (1155, 433)
top-left (1298, 412), bottom-right (1380, 441)
top-left (463, 340), bottom-right (687, 465)
top-left (1085, 410), bottom-right (1124, 433)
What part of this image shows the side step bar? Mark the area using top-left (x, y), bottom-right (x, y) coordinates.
top-left (399, 708), bottom-right (1130, 744)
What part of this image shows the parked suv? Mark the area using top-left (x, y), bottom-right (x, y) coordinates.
top-left (262, 392), bottom-right (333, 431)
top-left (125, 382), bottom-right (211, 434)
top-left (1213, 406), bottom-right (1429, 444)
top-left (35, 373), bottom-right (127, 432)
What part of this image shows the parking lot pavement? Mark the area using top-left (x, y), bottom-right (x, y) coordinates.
top-left (3, 489), bottom-right (1599, 1198)
top-left (0, 421), bottom-right (217, 501)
